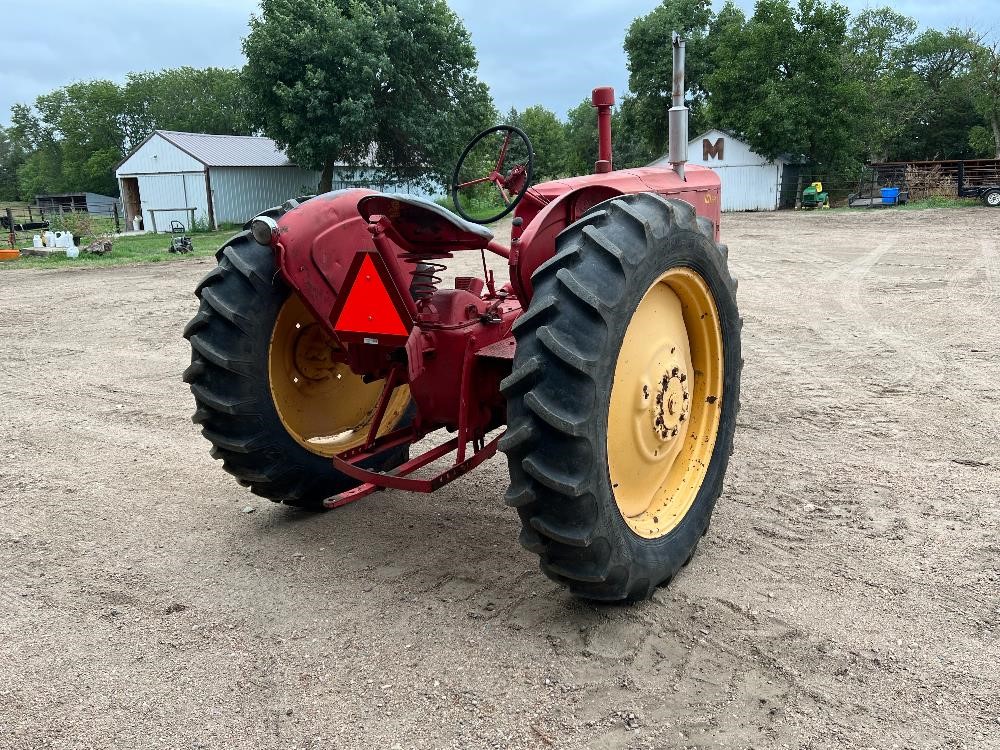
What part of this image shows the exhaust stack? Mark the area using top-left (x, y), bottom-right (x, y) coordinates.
top-left (668, 32), bottom-right (688, 181)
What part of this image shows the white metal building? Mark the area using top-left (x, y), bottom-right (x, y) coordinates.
top-left (115, 130), bottom-right (438, 232)
top-left (115, 131), bottom-right (319, 232)
top-left (649, 129), bottom-right (786, 212)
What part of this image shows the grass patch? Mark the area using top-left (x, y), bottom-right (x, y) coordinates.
top-left (1, 229), bottom-right (240, 271)
top-left (896, 196), bottom-right (983, 210)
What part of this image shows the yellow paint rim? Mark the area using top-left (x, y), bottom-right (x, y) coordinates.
top-left (607, 267), bottom-right (723, 539)
top-left (268, 294), bottom-right (409, 457)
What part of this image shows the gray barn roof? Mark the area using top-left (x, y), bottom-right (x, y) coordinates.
top-left (154, 130), bottom-right (295, 168)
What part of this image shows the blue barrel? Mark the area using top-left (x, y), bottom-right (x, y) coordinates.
top-left (881, 187), bottom-right (900, 205)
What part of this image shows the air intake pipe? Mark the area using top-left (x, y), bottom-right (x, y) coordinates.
top-left (668, 32), bottom-right (688, 181)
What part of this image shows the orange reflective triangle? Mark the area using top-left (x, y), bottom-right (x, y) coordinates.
top-left (333, 254), bottom-right (409, 336)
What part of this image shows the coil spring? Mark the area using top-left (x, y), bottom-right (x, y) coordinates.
top-left (406, 258), bottom-right (446, 301)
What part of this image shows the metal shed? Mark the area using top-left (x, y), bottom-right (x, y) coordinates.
top-left (649, 129), bottom-right (786, 212)
top-left (115, 131), bottom-right (319, 232)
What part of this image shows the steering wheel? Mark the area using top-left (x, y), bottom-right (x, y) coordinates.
top-left (451, 125), bottom-right (534, 225)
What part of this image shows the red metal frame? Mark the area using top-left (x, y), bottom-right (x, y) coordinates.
top-left (324, 433), bottom-right (502, 508)
top-left (262, 85), bottom-right (723, 509)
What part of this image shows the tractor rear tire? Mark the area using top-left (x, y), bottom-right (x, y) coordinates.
top-left (500, 193), bottom-right (742, 601)
top-left (183, 230), bottom-right (410, 509)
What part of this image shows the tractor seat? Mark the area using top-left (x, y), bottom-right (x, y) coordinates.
top-left (358, 193), bottom-right (493, 251)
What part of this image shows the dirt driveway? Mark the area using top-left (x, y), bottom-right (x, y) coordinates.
top-left (1, 207), bottom-right (998, 749)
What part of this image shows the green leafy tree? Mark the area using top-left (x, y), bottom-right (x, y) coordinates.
top-left (564, 95), bottom-right (655, 176)
top-left (0, 125), bottom-right (26, 201)
top-left (242, 0), bottom-right (495, 192)
top-left (7, 68), bottom-right (250, 199)
top-left (121, 67), bottom-right (250, 149)
top-left (624, 0), bottom-right (715, 154)
top-left (706, 0), bottom-right (864, 169)
top-left (9, 102), bottom-right (64, 198)
top-left (847, 7), bottom-right (922, 160)
top-left (563, 99), bottom-right (598, 176)
top-left (615, 95), bottom-right (658, 168)
top-left (969, 42), bottom-right (1000, 159)
top-left (505, 105), bottom-right (568, 181)
top-left (888, 28), bottom-right (981, 159)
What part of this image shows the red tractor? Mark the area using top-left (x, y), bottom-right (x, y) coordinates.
top-left (184, 37), bottom-right (741, 601)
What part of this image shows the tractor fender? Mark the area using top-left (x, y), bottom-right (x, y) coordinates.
top-left (511, 184), bottom-right (624, 302)
top-left (269, 188), bottom-right (381, 337)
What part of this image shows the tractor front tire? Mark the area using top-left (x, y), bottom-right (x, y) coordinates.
top-left (501, 193), bottom-right (742, 601)
top-left (183, 230), bottom-right (410, 509)
top-left (983, 188), bottom-right (1000, 208)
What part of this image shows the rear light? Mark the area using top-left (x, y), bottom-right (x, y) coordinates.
top-left (250, 216), bottom-right (278, 245)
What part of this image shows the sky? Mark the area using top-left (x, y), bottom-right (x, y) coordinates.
top-left (1, 0), bottom-right (997, 127)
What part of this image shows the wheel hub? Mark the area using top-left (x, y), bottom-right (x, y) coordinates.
top-left (651, 366), bottom-right (690, 441)
top-left (607, 268), bottom-right (724, 539)
top-left (293, 323), bottom-right (340, 381)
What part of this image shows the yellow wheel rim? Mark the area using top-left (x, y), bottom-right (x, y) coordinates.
top-left (607, 267), bottom-right (723, 539)
top-left (268, 294), bottom-right (409, 457)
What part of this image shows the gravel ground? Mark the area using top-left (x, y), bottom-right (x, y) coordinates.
top-left (1, 206), bottom-right (998, 750)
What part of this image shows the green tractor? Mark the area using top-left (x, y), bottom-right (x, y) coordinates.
top-left (801, 181), bottom-right (830, 209)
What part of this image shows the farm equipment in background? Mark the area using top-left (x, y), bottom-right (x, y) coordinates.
top-left (848, 165), bottom-right (910, 208)
top-left (957, 161), bottom-right (1000, 207)
top-left (168, 220), bottom-right (193, 254)
top-left (801, 181), bottom-right (830, 209)
top-left (182, 36), bottom-right (743, 602)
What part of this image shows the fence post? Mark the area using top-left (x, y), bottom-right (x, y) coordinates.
top-left (28, 206), bottom-right (33, 223)
top-left (5, 208), bottom-right (14, 248)
top-left (113, 204), bottom-right (120, 234)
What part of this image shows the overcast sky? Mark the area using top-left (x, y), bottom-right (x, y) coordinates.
top-left (1, 0), bottom-right (997, 127)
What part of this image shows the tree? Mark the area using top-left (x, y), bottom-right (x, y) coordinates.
top-left (970, 42), bottom-right (1000, 159)
top-left (847, 7), bottom-right (922, 161)
top-left (563, 99), bottom-right (597, 176)
top-left (615, 96), bottom-right (658, 168)
top-left (242, 0), bottom-right (495, 193)
top-left (888, 28), bottom-right (981, 159)
top-left (506, 105), bottom-right (568, 181)
top-left (6, 68), bottom-right (250, 199)
top-left (564, 95), bottom-right (655, 176)
top-left (706, 0), bottom-right (864, 169)
top-left (121, 68), bottom-right (250, 150)
top-left (624, 0), bottom-right (715, 154)
top-left (0, 125), bottom-right (25, 201)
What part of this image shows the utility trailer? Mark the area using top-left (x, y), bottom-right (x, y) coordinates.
top-left (957, 161), bottom-right (1000, 207)
top-left (848, 165), bottom-right (910, 208)
top-left (867, 159), bottom-right (1000, 208)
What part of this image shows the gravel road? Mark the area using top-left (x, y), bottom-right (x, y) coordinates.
top-left (1, 207), bottom-right (998, 749)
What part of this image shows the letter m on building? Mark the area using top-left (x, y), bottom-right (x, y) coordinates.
top-left (703, 137), bottom-right (725, 161)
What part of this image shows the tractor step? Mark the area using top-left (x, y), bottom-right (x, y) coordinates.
top-left (325, 432), bottom-right (503, 508)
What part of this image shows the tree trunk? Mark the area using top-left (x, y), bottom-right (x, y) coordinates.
top-left (319, 158), bottom-right (335, 194)
top-left (992, 113), bottom-right (1000, 160)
